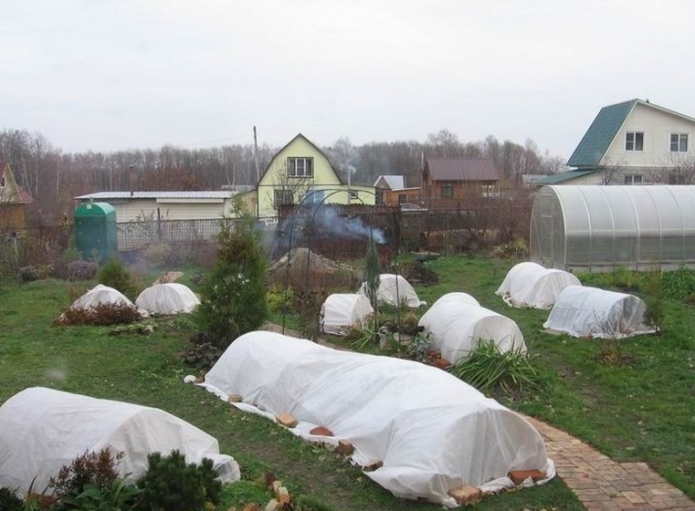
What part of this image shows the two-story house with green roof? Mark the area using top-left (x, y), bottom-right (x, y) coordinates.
top-left (537, 99), bottom-right (695, 186)
top-left (253, 133), bottom-right (376, 218)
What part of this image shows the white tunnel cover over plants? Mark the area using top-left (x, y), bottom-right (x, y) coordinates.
top-left (198, 332), bottom-right (554, 506)
top-left (71, 284), bottom-right (136, 310)
top-left (320, 293), bottom-right (374, 335)
top-left (358, 273), bottom-right (424, 307)
top-left (0, 387), bottom-right (240, 495)
top-left (544, 285), bottom-right (656, 339)
top-left (419, 293), bottom-right (527, 364)
top-left (496, 262), bottom-right (581, 310)
top-left (136, 283), bottom-right (200, 314)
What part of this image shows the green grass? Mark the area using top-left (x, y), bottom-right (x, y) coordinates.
top-left (7, 256), bottom-right (693, 509)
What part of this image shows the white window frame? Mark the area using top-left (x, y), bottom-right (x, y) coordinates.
top-left (625, 132), bottom-right (644, 151)
top-left (624, 174), bottom-right (643, 185)
top-left (670, 133), bottom-right (688, 153)
top-left (287, 157), bottom-right (314, 178)
top-left (349, 190), bottom-right (359, 200)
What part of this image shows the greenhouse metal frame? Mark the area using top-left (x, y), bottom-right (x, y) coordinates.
top-left (530, 185), bottom-right (695, 272)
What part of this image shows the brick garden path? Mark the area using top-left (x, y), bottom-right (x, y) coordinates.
top-left (264, 324), bottom-right (695, 511)
top-left (525, 416), bottom-right (695, 511)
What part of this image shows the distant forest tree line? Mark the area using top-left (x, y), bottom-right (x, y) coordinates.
top-left (0, 128), bottom-right (566, 224)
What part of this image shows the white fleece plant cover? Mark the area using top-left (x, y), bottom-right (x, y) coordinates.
top-left (320, 293), bottom-right (374, 335)
top-left (358, 273), bottom-right (424, 308)
top-left (0, 387), bottom-right (240, 495)
top-left (419, 293), bottom-right (527, 364)
top-left (70, 284), bottom-right (146, 317)
top-left (136, 283), bottom-right (200, 314)
top-left (544, 285), bottom-right (656, 339)
top-left (496, 262), bottom-right (581, 310)
top-left (197, 332), bottom-right (554, 507)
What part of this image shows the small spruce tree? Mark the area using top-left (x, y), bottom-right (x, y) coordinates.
top-left (364, 230), bottom-right (381, 314)
top-left (196, 202), bottom-right (268, 349)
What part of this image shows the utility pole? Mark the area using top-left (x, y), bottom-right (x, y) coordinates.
top-left (253, 126), bottom-right (260, 183)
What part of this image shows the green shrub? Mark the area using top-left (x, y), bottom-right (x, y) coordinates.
top-left (59, 480), bottom-right (141, 511)
top-left (136, 450), bottom-right (221, 511)
top-left (449, 340), bottom-right (541, 397)
top-left (266, 285), bottom-right (293, 314)
top-left (196, 213), bottom-right (268, 350)
top-left (0, 487), bottom-right (24, 511)
top-left (179, 332), bottom-right (222, 371)
top-left (98, 259), bottom-right (139, 300)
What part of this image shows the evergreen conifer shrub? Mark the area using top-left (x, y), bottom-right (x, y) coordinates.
top-left (196, 209), bottom-right (268, 350)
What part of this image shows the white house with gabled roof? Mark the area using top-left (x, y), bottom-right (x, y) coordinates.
top-left (536, 99), bottom-right (695, 186)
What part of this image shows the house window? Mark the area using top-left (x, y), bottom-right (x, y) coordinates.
top-left (0, 176), bottom-right (5, 190)
top-left (670, 133), bottom-right (689, 152)
top-left (274, 189), bottom-right (294, 207)
top-left (624, 174), bottom-right (643, 185)
top-left (440, 184), bottom-right (453, 199)
top-left (288, 157), bottom-right (313, 178)
top-left (625, 132), bottom-right (644, 151)
top-left (668, 173), bottom-right (686, 185)
top-left (398, 194), bottom-right (406, 204)
top-left (304, 189), bottom-right (325, 204)
top-left (349, 190), bottom-right (359, 200)
top-left (482, 184), bottom-right (497, 198)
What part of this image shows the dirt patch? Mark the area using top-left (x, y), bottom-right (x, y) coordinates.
top-left (268, 248), bottom-right (361, 291)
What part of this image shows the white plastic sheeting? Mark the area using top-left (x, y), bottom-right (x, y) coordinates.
top-left (543, 285), bottom-right (656, 339)
top-left (419, 293), bottom-right (526, 364)
top-left (71, 284), bottom-right (136, 310)
top-left (136, 283), bottom-right (200, 314)
top-left (0, 387), bottom-right (240, 495)
top-left (496, 262), bottom-right (581, 310)
top-left (358, 274), bottom-right (424, 308)
top-left (320, 293), bottom-right (374, 336)
top-left (197, 332), bottom-right (554, 506)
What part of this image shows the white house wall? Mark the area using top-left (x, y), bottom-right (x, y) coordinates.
top-left (601, 103), bottom-right (695, 169)
top-left (111, 199), bottom-right (231, 223)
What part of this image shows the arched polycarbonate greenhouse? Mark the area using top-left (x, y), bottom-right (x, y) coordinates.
top-left (530, 185), bottom-right (695, 272)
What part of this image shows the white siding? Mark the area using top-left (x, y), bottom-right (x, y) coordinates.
top-left (602, 103), bottom-right (695, 169)
top-left (110, 199), bottom-right (230, 223)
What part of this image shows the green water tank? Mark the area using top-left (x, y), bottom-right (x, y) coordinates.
top-left (74, 202), bottom-right (118, 262)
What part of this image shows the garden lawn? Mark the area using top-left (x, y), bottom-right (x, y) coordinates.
top-left (412, 256), bottom-right (695, 500)
top-left (6, 254), bottom-right (691, 509)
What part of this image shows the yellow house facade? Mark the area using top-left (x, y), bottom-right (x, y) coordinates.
top-left (256, 134), bottom-right (375, 219)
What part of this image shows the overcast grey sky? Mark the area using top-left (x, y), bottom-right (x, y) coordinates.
top-left (2, 0), bottom-right (694, 159)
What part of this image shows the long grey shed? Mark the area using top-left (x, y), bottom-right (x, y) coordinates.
top-left (530, 185), bottom-right (695, 271)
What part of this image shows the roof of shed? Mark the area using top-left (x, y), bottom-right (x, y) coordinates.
top-left (425, 158), bottom-right (499, 181)
top-left (74, 191), bottom-right (236, 200)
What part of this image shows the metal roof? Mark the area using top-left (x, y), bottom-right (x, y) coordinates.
top-left (533, 170), bottom-right (597, 185)
top-left (425, 158), bottom-right (499, 181)
top-left (74, 191), bottom-right (236, 200)
top-left (567, 99), bottom-right (637, 168)
top-left (373, 175), bottom-right (405, 189)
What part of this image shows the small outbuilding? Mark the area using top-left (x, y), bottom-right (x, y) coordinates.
top-left (0, 387), bottom-right (240, 495)
top-left (418, 293), bottom-right (526, 363)
top-left (358, 274), bottom-right (424, 308)
top-left (543, 285), bottom-right (656, 339)
top-left (496, 262), bottom-right (581, 309)
top-left (136, 283), bottom-right (200, 314)
top-left (530, 185), bottom-right (695, 271)
top-left (73, 202), bottom-right (118, 262)
top-left (320, 293), bottom-right (374, 335)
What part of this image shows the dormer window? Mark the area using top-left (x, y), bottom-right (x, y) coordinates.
top-left (288, 157), bottom-right (313, 178)
top-left (625, 132), bottom-right (644, 151)
top-left (670, 133), bottom-right (688, 152)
